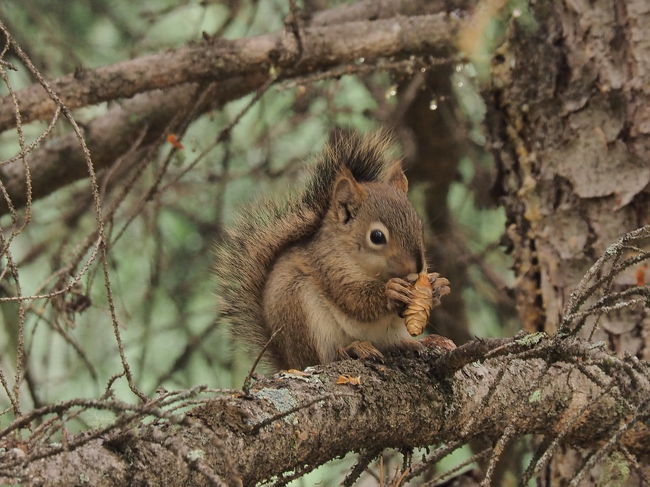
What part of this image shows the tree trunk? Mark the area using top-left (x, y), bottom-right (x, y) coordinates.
top-left (488, 1), bottom-right (650, 483)
top-left (400, 66), bottom-right (473, 345)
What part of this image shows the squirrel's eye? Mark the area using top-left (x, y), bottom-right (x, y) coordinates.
top-left (370, 229), bottom-right (386, 245)
top-left (367, 222), bottom-right (389, 249)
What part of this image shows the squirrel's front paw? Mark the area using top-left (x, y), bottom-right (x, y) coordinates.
top-left (426, 272), bottom-right (451, 308)
top-left (385, 277), bottom-right (414, 315)
top-left (337, 340), bottom-right (384, 362)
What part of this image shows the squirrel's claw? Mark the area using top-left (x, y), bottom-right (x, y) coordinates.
top-left (428, 273), bottom-right (451, 307)
top-left (337, 340), bottom-right (384, 362)
top-left (385, 277), bottom-right (414, 313)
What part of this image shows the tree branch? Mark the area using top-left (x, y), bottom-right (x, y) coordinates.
top-left (0, 8), bottom-right (465, 215)
top-left (310, 0), bottom-right (469, 25)
top-left (0, 78), bottom-right (264, 215)
top-left (5, 337), bottom-right (648, 486)
top-left (0, 13), bottom-right (458, 133)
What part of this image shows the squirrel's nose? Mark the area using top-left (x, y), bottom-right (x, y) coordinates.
top-left (391, 256), bottom-right (418, 278)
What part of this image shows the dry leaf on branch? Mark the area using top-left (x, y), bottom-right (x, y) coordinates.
top-left (166, 133), bottom-right (184, 149)
top-left (278, 369), bottom-right (314, 382)
top-left (286, 369), bottom-right (310, 376)
top-left (336, 375), bottom-right (361, 386)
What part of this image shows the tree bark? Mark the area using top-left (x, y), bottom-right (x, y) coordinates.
top-left (487, 0), bottom-right (650, 483)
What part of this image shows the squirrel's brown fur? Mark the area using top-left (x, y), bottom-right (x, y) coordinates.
top-left (215, 130), bottom-right (445, 370)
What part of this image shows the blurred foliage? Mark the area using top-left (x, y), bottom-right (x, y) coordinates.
top-left (0, 0), bottom-right (528, 483)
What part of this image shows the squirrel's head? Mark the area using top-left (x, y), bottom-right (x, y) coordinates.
top-left (323, 163), bottom-right (426, 281)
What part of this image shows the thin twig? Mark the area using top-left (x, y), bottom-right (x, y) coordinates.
top-left (480, 424), bottom-right (515, 487)
top-left (242, 325), bottom-right (285, 397)
top-left (343, 447), bottom-right (383, 487)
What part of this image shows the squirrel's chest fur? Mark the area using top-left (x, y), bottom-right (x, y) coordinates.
top-left (300, 282), bottom-right (408, 362)
top-left (262, 246), bottom-right (409, 367)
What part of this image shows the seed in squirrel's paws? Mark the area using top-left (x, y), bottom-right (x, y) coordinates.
top-left (404, 273), bottom-right (433, 336)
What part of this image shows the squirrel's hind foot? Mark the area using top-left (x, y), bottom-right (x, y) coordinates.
top-left (383, 339), bottom-right (425, 359)
top-left (337, 340), bottom-right (384, 362)
top-left (420, 333), bottom-right (457, 351)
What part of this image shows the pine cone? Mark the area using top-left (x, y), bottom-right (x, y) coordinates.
top-left (404, 273), bottom-right (433, 336)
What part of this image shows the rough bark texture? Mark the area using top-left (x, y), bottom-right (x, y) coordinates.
top-left (487, 0), bottom-right (650, 483)
top-left (6, 339), bottom-right (649, 486)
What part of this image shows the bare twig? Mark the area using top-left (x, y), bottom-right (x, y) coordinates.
top-left (242, 325), bottom-right (285, 397)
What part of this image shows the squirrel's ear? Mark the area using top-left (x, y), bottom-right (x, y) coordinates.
top-left (386, 163), bottom-right (408, 193)
top-left (332, 172), bottom-right (367, 224)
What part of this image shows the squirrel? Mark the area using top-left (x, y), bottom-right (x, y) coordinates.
top-left (214, 130), bottom-right (450, 371)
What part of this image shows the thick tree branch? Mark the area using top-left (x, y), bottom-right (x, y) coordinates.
top-left (0, 77), bottom-right (264, 215)
top-left (0, 9), bottom-right (464, 215)
top-left (6, 337), bottom-right (648, 486)
top-left (310, 0), bottom-right (470, 25)
top-left (0, 13), bottom-right (458, 133)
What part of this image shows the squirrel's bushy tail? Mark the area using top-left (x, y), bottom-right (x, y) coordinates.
top-left (214, 130), bottom-right (395, 368)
